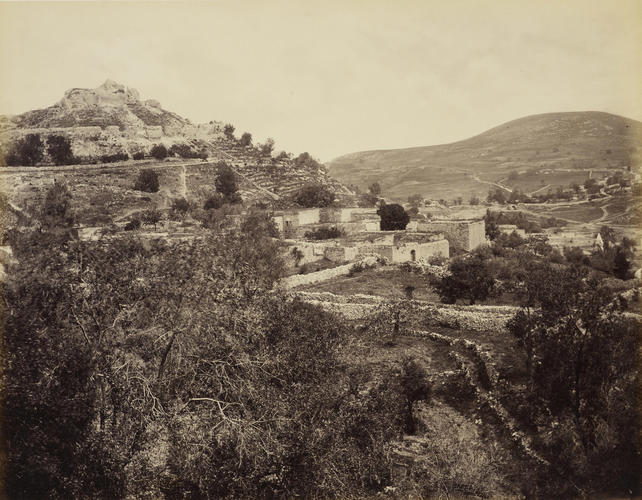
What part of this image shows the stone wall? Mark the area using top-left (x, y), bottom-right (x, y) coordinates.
top-left (416, 219), bottom-right (485, 251)
top-left (390, 239), bottom-right (449, 262)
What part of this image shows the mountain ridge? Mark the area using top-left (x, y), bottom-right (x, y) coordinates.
top-left (327, 111), bottom-right (642, 200)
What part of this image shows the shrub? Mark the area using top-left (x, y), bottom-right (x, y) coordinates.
top-left (100, 152), bottom-right (129, 163)
top-left (150, 144), bottom-right (168, 160)
top-left (304, 226), bottom-right (344, 240)
top-left (134, 169), bottom-right (160, 193)
top-left (171, 197), bottom-right (192, 215)
top-left (215, 163), bottom-right (239, 199)
top-left (124, 218), bottom-right (141, 231)
top-left (132, 151), bottom-right (145, 160)
top-left (433, 252), bottom-right (497, 305)
top-left (140, 209), bottom-right (162, 229)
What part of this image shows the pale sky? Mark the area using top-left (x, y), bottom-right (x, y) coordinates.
top-left (1, 0), bottom-right (640, 161)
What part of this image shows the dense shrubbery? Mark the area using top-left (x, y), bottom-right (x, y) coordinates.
top-left (47, 135), bottom-right (77, 165)
top-left (3, 210), bottom-right (424, 498)
top-left (133, 169), bottom-right (160, 193)
top-left (150, 143), bottom-right (168, 160)
top-left (100, 152), bottom-right (129, 163)
top-left (169, 143), bottom-right (207, 159)
top-left (304, 225), bottom-right (344, 240)
top-left (5, 133), bottom-right (44, 166)
top-left (293, 184), bottom-right (335, 208)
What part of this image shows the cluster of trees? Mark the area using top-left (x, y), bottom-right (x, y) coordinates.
top-left (293, 184), bottom-right (335, 208)
top-left (3, 200), bottom-right (431, 498)
top-left (5, 134), bottom-right (79, 166)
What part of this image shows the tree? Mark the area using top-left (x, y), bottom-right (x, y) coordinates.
top-left (215, 162), bottom-right (241, 203)
top-left (9, 133), bottom-right (44, 166)
top-left (613, 247), bottom-right (631, 279)
top-left (223, 123), bottom-right (235, 139)
top-left (134, 169), bottom-right (160, 193)
top-left (47, 135), bottom-right (76, 165)
top-left (583, 178), bottom-right (600, 194)
top-left (41, 181), bottom-right (74, 227)
top-left (433, 250), bottom-right (497, 304)
top-left (507, 271), bottom-right (640, 496)
top-left (487, 188), bottom-right (507, 204)
top-left (399, 357), bottom-right (431, 434)
top-left (150, 144), bottom-right (168, 160)
top-left (368, 182), bottom-right (382, 196)
top-left (239, 132), bottom-right (252, 147)
top-left (260, 138), bottom-right (275, 156)
top-left (171, 197), bottom-right (192, 216)
top-left (469, 195), bottom-right (480, 205)
top-left (293, 184), bottom-right (335, 208)
top-left (377, 203), bottom-right (409, 230)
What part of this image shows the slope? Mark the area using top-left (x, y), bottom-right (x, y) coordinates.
top-left (327, 112), bottom-right (642, 201)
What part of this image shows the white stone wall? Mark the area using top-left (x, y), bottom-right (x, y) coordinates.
top-left (297, 208), bottom-right (320, 225)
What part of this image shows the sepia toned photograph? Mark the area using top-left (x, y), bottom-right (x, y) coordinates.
top-left (0, 1), bottom-right (640, 498)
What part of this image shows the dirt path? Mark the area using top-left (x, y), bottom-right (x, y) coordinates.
top-left (179, 165), bottom-right (188, 198)
top-left (455, 168), bottom-right (512, 193)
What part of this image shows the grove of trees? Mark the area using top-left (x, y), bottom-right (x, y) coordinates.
top-left (293, 184), bottom-right (335, 208)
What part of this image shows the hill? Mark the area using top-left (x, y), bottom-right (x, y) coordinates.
top-left (327, 112), bottom-right (642, 201)
top-left (0, 80), bottom-right (352, 203)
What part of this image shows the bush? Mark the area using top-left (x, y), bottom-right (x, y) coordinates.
top-left (132, 151), bottom-right (145, 160)
top-left (150, 144), bottom-right (168, 160)
top-left (433, 252), bottom-right (497, 305)
top-left (134, 169), bottom-right (160, 193)
top-left (124, 218), bottom-right (141, 231)
top-left (100, 152), bottom-right (129, 163)
top-left (171, 197), bottom-right (192, 215)
top-left (304, 226), bottom-right (344, 240)
top-left (239, 132), bottom-right (252, 147)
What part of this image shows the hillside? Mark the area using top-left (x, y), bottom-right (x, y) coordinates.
top-left (327, 112), bottom-right (642, 201)
top-left (0, 80), bottom-right (352, 203)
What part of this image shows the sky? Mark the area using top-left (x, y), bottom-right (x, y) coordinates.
top-left (0, 0), bottom-right (640, 161)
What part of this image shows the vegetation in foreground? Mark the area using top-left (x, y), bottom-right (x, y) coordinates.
top-left (1, 183), bottom-right (640, 499)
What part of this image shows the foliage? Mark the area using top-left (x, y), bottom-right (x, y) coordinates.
top-left (99, 152), bottom-right (129, 163)
top-left (132, 151), bottom-right (145, 160)
top-left (240, 208), bottom-right (280, 238)
top-left (6, 133), bottom-right (45, 166)
top-left (41, 181), bottom-right (74, 227)
top-left (150, 143), bottom-right (168, 160)
top-left (169, 143), bottom-right (207, 159)
top-left (133, 169), bottom-right (160, 193)
top-left (170, 197), bottom-right (192, 217)
top-left (124, 218), bottom-right (141, 231)
top-left (408, 193), bottom-right (423, 207)
top-left (293, 184), bottom-right (335, 208)
top-left (433, 249), bottom-right (497, 304)
top-left (223, 123), bottom-right (235, 139)
top-left (140, 209), bottom-right (162, 229)
top-left (239, 132), bottom-right (252, 147)
top-left (203, 192), bottom-right (225, 210)
top-left (47, 135), bottom-right (76, 165)
top-left (215, 162), bottom-right (241, 203)
top-left (377, 203), bottom-right (409, 230)
top-left (294, 152), bottom-right (322, 170)
top-left (3, 211), bottom-right (417, 498)
top-left (368, 182), bottom-right (381, 196)
top-left (304, 225), bottom-right (344, 240)
top-left (487, 188), bottom-right (507, 204)
top-left (507, 269), bottom-right (640, 496)
top-left (259, 138), bottom-right (275, 156)
top-left (399, 357), bottom-right (431, 434)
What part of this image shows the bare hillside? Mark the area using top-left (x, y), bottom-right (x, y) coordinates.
top-left (327, 112), bottom-right (642, 200)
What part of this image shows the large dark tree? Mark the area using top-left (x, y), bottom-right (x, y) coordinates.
top-left (377, 203), bottom-right (409, 230)
top-left (133, 169), bottom-right (160, 193)
top-left (47, 135), bottom-right (76, 165)
top-left (8, 133), bottom-right (45, 166)
top-left (215, 162), bottom-right (241, 203)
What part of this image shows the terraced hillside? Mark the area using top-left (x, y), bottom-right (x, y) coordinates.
top-left (328, 112), bottom-right (642, 200)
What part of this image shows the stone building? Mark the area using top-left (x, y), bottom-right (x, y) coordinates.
top-left (414, 219), bottom-right (486, 252)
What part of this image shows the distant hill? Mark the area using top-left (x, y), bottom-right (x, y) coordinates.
top-left (327, 112), bottom-right (642, 201)
top-left (0, 80), bottom-right (351, 202)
